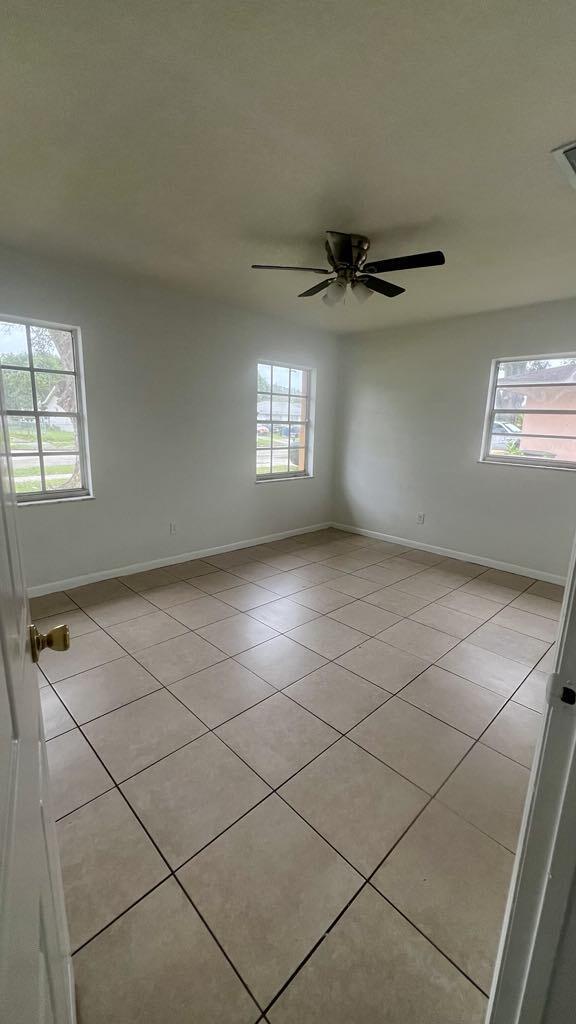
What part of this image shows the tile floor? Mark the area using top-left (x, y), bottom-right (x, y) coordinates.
top-left (35, 528), bottom-right (561, 1022)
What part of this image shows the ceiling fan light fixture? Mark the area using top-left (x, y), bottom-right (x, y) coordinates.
top-left (322, 278), bottom-right (347, 306)
top-left (351, 279), bottom-right (373, 303)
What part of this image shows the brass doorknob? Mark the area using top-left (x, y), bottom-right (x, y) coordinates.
top-left (29, 623), bottom-right (71, 664)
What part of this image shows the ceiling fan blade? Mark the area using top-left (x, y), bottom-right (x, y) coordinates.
top-left (359, 275), bottom-right (405, 298)
top-left (298, 278), bottom-right (335, 297)
top-left (363, 250), bottom-right (445, 274)
top-left (251, 264), bottom-right (330, 274)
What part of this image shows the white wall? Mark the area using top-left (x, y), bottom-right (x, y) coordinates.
top-left (334, 299), bottom-right (576, 579)
top-left (0, 248), bottom-right (337, 589)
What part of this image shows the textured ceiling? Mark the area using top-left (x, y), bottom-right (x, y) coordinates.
top-left (2, 0), bottom-right (576, 331)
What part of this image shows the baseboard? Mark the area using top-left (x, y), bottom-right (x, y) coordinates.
top-left (26, 521), bottom-right (333, 597)
top-left (330, 522), bottom-right (566, 585)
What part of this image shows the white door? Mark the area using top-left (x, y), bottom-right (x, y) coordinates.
top-left (0, 402), bottom-right (75, 1019)
top-left (488, 538), bottom-right (576, 1023)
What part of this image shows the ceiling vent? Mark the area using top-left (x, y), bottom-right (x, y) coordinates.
top-left (552, 141), bottom-right (576, 188)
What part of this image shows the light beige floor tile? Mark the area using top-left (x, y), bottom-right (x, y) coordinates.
top-left (196, 613), bottom-right (278, 655)
top-left (66, 578), bottom-right (132, 608)
top-left (206, 549), bottom-right (261, 569)
top-left (83, 592), bottom-right (157, 627)
top-left (377, 619), bottom-right (458, 661)
top-left (163, 558), bottom-right (218, 579)
top-left (403, 549), bottom-right (446, 566)
top-left (353, 563), bottom-right (423, 587)
top-left (54, 657), bottom-right (161, 723)
top-left (364, 586), bottom-right (433, 615)
top-left (527, 580), bottom-right (564, 602)
top-left (337, 638), bottom-right (429, 693)
top-left (84, 690), bottom-right (207, 781)
top-left (236, 635), bottom-right (327, 688)
top-left (320, 553), bottom-right (382, 573)
top-left (252, 552), bottom-right (312, 572)
top-left (392, 574), bottom-right (454, 600)
top-left (178, 796), bottom-right (362, 1007)
top-left (437, 642), bottom-right (529, 697)
top-left (216, 693), bottom-right (338, 787)
top-left (482, 703), bottom-right (542, 768)
top-left (373, 801), bottom-right (513, 992)
top-left (247, 597), bottom-right (320, 631)
top-left (400, 666), bottom-right (506, 737)
top-left (281, 738), bottom-right (427, 875)
top-left (410, 603), bottom-right (484, 638)
top-left (134, 631), bottom-right (226, 683)
top-left (30, 591), bottom-right (76, 618)
top-left (40, 687), bottom-right (75, 739)
top-left (267, 886), bottom-right (486, 1024)
top-left (122, 733), bottom-right (269, 867)
top-left (40, 630), bottom-right (124, 683)
top-left (350, 699), bottom-right (472, 793)
top-left (193, 570), bottom-right (246, 594)
top-left (73, 879), bottom-right (258, 1024)
top-left (167, 595), bottom-right (237, 629)
top-left (35, 608), bottom-right (99, 638)
top-left (287, 617), bottom-right (366, 659)
top-left (328, 600), bottom-right (402, 636)
top-left (119, 568), bottom-right (179, 592)
top-left (378, 555), bottom-right (431, 576)
top-left (142, 581), bottom-right (204, 609)
top-left (436, 559), bottom-right (488, 580)
top-left (537, 644), bottom-right (556, 672)
top-left (437, 589), bottom-right (504, 621)
top-left (286, 562), bottom-right (348, 584)
top-left (46, 730), bottom-right (113, 819)
top-left (230, 561), bottom-right (283, 582)
top-left (481, 569), bottom-right (534, 592)
top-left (291, 585), bottom-right (355, 613)
top-left (218, 583), bottom-right (277, 611)
top-left (325, 574), bottom-right (382, 598)
top-left (438, 744), bottom-right (530, 851)
top-left (457, 579), bottom-right (521, 605)
top-left (106, 610), bottom-right (189, 652)
top-left (57, 789), bottom-right (167, 950)
top-left (510, 592), bottom-right (561, 621)
top-left (36, 665), bottom-right (49, 689)
top-left (169, 660), bottom-right (274, 728)
top-left (491, 606), bottom-right (558, 643)
top-left (258, 573), bottom-right (312, 596)
top-left (285, 664), bottom-right (389, 732)
top-left (466, 622), bottom-right (549, 667)
top-left (513, 668), bottom-right (548, 713)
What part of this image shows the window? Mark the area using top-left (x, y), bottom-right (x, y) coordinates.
top-left (256, 362), bottom-right (312, 479)
top-left (0, 317), bottom-right (92, 501)
top-left (481, 354), bottom-right (576, 469)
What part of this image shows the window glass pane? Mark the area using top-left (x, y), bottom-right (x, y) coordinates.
top-left (272, 365), bottom-right (290, 393)
top-left (489, 435), bottom-right (576, 462)
top-left (7, 416), bottom-right (38, 453)
top-left (289, 448), bottom-right (306, 472)
top-left (494, 384), bottom-right (576, 412)
top-left (271, 450), bottom-right (289, 474)
top-left (257, 364), bottom-right (271, 392)
top-left (290, 368), bottom-right (307, 395)
top-left (256, 450), bottom-right (271, 476)
top-left (0, 322), bottom-right (29, 366)
top-left (257, 422), bottom-right (271, 447)
top-left (289, 423), bottom-right (306, 447)
top-left (257, 394), bottom-right (271, 420)
top-left (12, 455), bottom-right (42, 493)
top-left (2, 368), bottom-right (33, 410)
top-left (289, 396), bottom-right (307, 421)
top-left (34, 371), bottom-right (77, 412)
top-left (272, 425), bottom-right (290, 448)
top-left (271, 395), bottom-right (289, 420)
top-left (497, 358), bottom-right (576, 384)
top-left (30, 326), bottom-right (74, 371)
top-left (494, 411), bottom-right (576, 438)
top-left (40, 415), bottom-right (79, 451)
top-left (44, 454), bottom-right (82, 492)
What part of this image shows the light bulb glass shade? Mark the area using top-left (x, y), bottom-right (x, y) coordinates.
top-left (351, 280), bottom-right (373, 303)
top-left (322, 279), bottom-right (347, 306)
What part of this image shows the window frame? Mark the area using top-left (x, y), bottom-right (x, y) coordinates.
top-left (480, 352), bottom-right (576, 472)
top-left (0, 313), bottom-right (93, 503)
top-left (255, 360), bottom-right (314, 482)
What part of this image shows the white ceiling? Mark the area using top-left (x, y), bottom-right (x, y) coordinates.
top-left (2, 0), bottom-right (576, 332)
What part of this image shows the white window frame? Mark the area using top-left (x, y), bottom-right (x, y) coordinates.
top-left (480, 352), bottom-right (576, 472)
top-left (256, 360), bottom-right (315, 482)
top-left (0, 314), bottom-right (93, 503)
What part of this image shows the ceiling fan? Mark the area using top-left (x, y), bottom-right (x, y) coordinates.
top-left (252, 231), bottom-right (445, 305)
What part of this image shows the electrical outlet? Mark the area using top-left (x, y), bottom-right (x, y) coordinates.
top-left (416, 512), bottom-right (425, 525)
top-left (169, 521), bottom-right (177, 535)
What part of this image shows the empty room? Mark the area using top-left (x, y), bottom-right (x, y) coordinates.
top-left (2, 3), bottom-right (576, 1023)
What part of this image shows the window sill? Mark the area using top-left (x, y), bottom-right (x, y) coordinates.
top-left (18, 493), bottom-right (95, 507)
top-left (255, 475), bottom-right (314, 484)
top-left (478, 458), bottom-right (576, 473)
